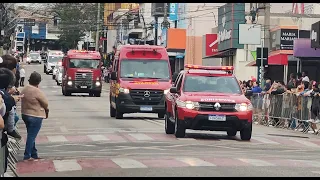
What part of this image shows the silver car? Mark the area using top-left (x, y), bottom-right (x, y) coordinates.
top-left (55, 66), bottom-right (63, 86)
top-left (27, 52), bottom-right (42, 64)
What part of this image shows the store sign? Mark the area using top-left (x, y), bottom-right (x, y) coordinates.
top-left (217, 3), bottom-right (245, 51)
top-left (311, 21), bottom-right (320, 48)
top-left (205, 34), bottom-right (218, 56)
top-left (169, 3), bottom-right (178, 21)
top-left (218, 15), bottom-right (232, 44)
top-left (280, 29), bottom-right (298, 50)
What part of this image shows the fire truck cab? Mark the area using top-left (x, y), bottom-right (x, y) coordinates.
top-left (61, 50), bottom-right (102, 97)
top-left (109, 45), bottom-right (172, 119)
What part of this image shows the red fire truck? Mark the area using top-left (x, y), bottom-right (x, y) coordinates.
top-left (61, 50), bottom-right (102, 97)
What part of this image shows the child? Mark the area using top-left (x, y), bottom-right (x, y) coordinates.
top-left (20, 66), bottom-right (26, 87)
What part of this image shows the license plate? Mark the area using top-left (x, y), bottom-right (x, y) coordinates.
top-left (80, 86), bottom-right (87, 88)
top-left (140, 106), bottom-right (153, 111)
top-left (208, 115), bottom-right (226, 121)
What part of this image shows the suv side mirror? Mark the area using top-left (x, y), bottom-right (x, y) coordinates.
top-left (170, 87), bottom-right (178, 93)
top-left (111, 72), bottom-right (117, 80)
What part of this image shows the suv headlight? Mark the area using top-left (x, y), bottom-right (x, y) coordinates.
top-left (164, 89), bottom-right (170, 94)
top-left (235, 103), bottom-right (253, 112)
top-left (119, 87), bottom-right (129, 94)
top-left (176, 100), bottom-right (199, 110)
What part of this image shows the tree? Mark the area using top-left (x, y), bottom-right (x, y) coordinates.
top-left (51, 3), bottom-right (98, 50)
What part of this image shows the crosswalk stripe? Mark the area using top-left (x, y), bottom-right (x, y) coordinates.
top-left (87, 135), bottom-right (109, 141)
top-left (238, 158), bottom-right (275, 166)
top-left (128, 133), bottom-right (153, 141)
top-left (53, 159), bottom-right (82, 172)
top-left (111, 158), bottom-right (148, 169)
top-left (251, 137), bottom-right (280, 144)
top-left (176, 157), bottom-right (215, 167)
top-left (291, 139), bottom-right (319, 148)
top-left (47, 135), bottom-right (68, 142)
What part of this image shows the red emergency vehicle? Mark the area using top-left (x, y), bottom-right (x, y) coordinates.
top-left (109, 45), bottom-right (172, 119)
top-left (61, 50), bottom-right (102, 97)
top-left (165, 65), bottom-right (253, 140)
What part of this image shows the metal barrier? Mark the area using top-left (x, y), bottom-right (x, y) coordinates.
top-left (0, 127), bottom-right (21, 177)
top-left (250, 93), bottom-right (320, 135)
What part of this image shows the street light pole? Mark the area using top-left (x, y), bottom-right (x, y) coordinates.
top-left (95, 3), bottom-right (101, 51)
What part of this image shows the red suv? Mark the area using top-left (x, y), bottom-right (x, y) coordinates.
top-left (165, 65), bottom-right (253, 140)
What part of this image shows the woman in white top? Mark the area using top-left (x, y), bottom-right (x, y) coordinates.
top-left (20, 66), bottom-right (26, 87)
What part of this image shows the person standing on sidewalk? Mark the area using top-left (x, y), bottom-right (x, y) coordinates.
top-left (21, 71), bottom-right (49, 161)
top-left (20, 66), bottom-right (26, 87)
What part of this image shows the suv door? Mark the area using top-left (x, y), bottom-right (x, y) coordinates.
top-left (169, 73), bottom-right (184, 117)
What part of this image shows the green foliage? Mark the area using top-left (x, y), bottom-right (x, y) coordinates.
top-left (52, 3), bottom-right (98, 50)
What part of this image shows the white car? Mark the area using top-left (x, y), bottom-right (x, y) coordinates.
top-left (26, 52), bottom-right (42, 64)
top-left (55, 66), bottom-right (63, 86)
top-left (52, 62), bottom-right (62, 80)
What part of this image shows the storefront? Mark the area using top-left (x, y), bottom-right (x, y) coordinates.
top-left (293, 38), bottom-right (320, 81)
top-left (209, 3), bottom-right (248, 79)
top-left (160, 28), bottom-right (186, 74)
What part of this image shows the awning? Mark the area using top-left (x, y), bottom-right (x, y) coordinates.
top-left (268, 53), bottom-right (288, 65)
top-left (207, 49), bottom-right (236, 58)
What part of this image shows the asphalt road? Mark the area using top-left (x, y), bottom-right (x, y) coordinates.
top-left (14, 64), bottom-right (320, 177)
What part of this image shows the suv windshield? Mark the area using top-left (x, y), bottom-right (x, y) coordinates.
top-left (120, 59), bottom-right (170, 80)
top-left (183, 75), bottom-right (242, 94)
top-left (30, 53), bottom-right (40, 59)
top-left (48, 56), bottom-right (63, 63)
top-left (69, 59), bottom-right (100, 69)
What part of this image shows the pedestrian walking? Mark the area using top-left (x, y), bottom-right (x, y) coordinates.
top-left (20, 66), bottom-right (26, 87)
top-left (21, 71), bottom-right (49, 161)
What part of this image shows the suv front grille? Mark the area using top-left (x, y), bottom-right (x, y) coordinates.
top-left (130, 89), bottom-right (164, 105)
top-left (198, 102), bottom-right (236, 112)
top-left (75, 72), bottom-right (93, 87)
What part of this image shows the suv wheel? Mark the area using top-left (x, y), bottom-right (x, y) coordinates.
top-left (227, 129), bottom-right (237, 137)
top-left (240, 123), bottom-right (252, 141)
top-left (110, 102), bottom-right (116, 117)
top-left (158, 113), bottom-right (165, 119)
top-left (165, 112), bottom-right (174, 134)
top-left (174, 111), bottom-right (185, 138)
top-left (95, 93), bottom-right (101, 97)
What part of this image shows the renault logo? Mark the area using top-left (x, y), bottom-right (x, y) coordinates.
top-left (144, 91), bottom-right (151, 97)
top-left (214, 102), bottom-right (221, 111)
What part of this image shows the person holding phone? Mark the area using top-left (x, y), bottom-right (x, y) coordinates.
top-left (21, 71), bottom-right (49, 161)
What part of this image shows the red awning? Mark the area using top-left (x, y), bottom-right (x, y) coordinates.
top-left (268, 53), bottom-right (288, 65)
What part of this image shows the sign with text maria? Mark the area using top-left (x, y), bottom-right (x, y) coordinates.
top-left (280, 28), bottom-right (298, 50)
top-left (205, 34), bottom-right (218, 56)
top-left (217, 3), bottom-right (245, 51)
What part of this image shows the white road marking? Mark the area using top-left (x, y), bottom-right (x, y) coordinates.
top-left (111, 158), bottom-right (147, 168)
top-left (176, 157), bottom-right (215, 166)
top-left (177, 138), bottom-right (196, 141)
top-left (87, 135), bottom-right (109, 141)
top-left (311, 171), bottom-right (320, 174)
top-left (291, 139), bottom-right (319, 148)
top-left (252, 137), bottom-right (280, 144)
top-left (47, 135), bottom-right (68, 142)
top-left (128, 133), bottom-right (153, 141)
top-left (53, 159), bottom-right (82, 172)
top-left (238, 158), bottom-right (275, 166)
top-left (59, 126), bottom-right (69, 133)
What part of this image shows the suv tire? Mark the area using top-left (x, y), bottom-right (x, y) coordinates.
top-left (174, 111), bottom-right (185, 138)
top-left (165, 112), bottom-right (174, 134)
top-left (240, 123), bottom-right (252, 141)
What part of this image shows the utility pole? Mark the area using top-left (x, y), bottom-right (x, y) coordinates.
top-left (95, 3), bottom-right (101, 51)
top-left (162, 3), bottom-right (170, 29)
